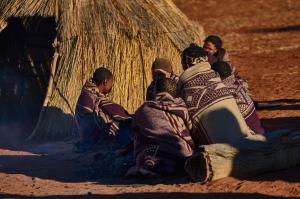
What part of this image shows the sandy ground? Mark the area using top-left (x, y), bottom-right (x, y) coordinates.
top-left (1, 0), bottom-right (300, 198)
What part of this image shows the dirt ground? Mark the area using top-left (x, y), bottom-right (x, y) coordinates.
top-left (1, 0), bottom-right (300, 198)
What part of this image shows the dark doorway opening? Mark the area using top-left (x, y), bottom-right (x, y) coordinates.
top-left (0, 17), bottom-right (57, 145)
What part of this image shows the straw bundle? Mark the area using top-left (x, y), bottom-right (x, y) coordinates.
top-left (0, 0), bottom-right (205, 140)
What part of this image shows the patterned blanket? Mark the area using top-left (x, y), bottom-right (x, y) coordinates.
top-left (76, 79), bottom-right (100, 116)
top-left (76, 80), bottom-right (132, 140)
top-left (178, 62), bottom-right (254, 146)
top-left (94, 94), bottom-right (132, 136)
top-left (223, 75), bottom-right (255, 118)
top-left (132, 92), bottom-right (194, 174)
top-left (223, 75), bottom-right (265, 134)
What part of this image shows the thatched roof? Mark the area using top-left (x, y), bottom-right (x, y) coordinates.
top-left (0, 0), bottom-right (205, 140)
top-left (0, 0), bottom-right (57, 18)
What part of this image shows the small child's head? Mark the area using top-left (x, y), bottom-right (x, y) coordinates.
top-left (204, 35), bottom-right (223, 55)
top-left (151, 58), bottom-right (173, 80)
top-left (181, 43), bottom-right (208, 70)
top-left (92, 67), bottom-right (113, 94)
top-left (155, 77), bottom-right (177, 98)
top-left (211, 61), bottom-right (232, 79)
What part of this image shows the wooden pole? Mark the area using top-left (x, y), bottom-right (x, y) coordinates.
top-left (27, 39), bottom-right (59, 140)
top-left (185, 132), bottom-right (300, 182)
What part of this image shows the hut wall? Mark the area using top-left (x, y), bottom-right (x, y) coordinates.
top-left (0, 0), bottom-right (205, 140)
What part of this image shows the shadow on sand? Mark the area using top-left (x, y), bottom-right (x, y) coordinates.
top-left (245, 25), bottom-right (300, 33)
top-left (0, 192), bottom-right (298, 199)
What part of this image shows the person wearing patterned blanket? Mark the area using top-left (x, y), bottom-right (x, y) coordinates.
top-left (204, 35), bottom-right (244, 80)
top-left (146, 57), bottom-right (179, 101)
top-left (127, 78), bottom-right (194, 177)
top-left (211, 61), bottom-right (265, 134)
top-left (178, 43), bottom-right (254, 146)
top-left (75, 67), bottom-right (132, 149)
top-left (204, 35), bottom-right (231, 67)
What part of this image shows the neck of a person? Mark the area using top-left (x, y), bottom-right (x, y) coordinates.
top-left (189, 61), bottom-right (211, 71)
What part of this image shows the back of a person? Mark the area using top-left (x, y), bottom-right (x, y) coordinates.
top-left (75, 80), bottom-right (98, 117)
top-left (134, 98), bottom-right (193, 158)
top-left (223, 75), bottom-right (255, 118)
top-left (179, 43), bottom-right (254, 146)
top-left (212, 61), bottom-right (265, 134)
top-left (75, 79), bottom-right (100, 144)
top-left (179, 66), bottom-right (253, 145)
top-left (128, 78), bottom-right (193, 177)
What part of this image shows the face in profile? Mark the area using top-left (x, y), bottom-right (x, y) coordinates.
top-left (102, 78), bottom-right (113, 94)
top-left (203, 41), bottom-right (218, 55)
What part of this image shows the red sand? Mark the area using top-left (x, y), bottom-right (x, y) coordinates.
top-left (1, 0), bottom-right (300, 198)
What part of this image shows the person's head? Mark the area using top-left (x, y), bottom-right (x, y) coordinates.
top-left (151, 58), bottom-right (173, 80)
top-left (181, 43), bottom-right (208, 70)
top-left (203, 35), bottom-right (223, 55)
top-left (155, 77), bottom-right (177, 98)
top-left (92, 67), bottom-right (113, 94)
top-left (211, 61), bottom-right (232, 79)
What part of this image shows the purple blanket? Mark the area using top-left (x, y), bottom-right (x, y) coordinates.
top-left (76, 80), bottom-right (132, 137)
top-left (223, 75), bottom-right (265, 134)
top-left (132, 92), bottom-right (194, 174)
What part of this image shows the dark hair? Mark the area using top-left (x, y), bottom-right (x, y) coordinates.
top-left (181, 43), bottom-right (208, 59)
top-left (204, 35), bottom-right (223, 50)
top-left (211, 61), bottom-right (232, 78)
top-left (155, 77), bottom-right (177, 98)
top-left (92, 67), bottom-right (113, 85)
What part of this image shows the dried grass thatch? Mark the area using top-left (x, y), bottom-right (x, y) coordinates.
top-left (0, 0), bottom-right (205, 140)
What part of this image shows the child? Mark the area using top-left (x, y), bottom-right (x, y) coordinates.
top-left (75, 67), bottom-right (132, 150)
top-left (146, 58), bottom-right (178, 100)
top-left (204, 35), bottom-right (231, 66)
top-left (211, 61), bottom-right (265, 134)
top-left (127, 78), bottom-right (194, 177)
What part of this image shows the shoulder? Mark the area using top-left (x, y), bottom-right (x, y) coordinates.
top-left (146, 81), bottom-right (156, 100)
top-left (219, 48), bottom-right (230, 62)
top-left (78, 90), bottom-right (96, 105)
top-left (208, 53), bottom-right (217, 65)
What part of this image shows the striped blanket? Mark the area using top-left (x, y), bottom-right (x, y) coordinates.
top-left (132, 92), bottom-right (194, 174)
top-left (76, 80), bottom-right (132, 142)
top-left (178, 62), bottom-right (254, 146)
top-left (94, 93), bottom-right (132, 136)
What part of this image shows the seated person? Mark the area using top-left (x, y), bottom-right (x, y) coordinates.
top-left (204, 35), bottom-right (259, 106)
top-left (127, 78), bottom-right (194, 177)
top-left (75, 67), bottom-right (132, 150)
top-left (146, 58), bottom-right (179, 100)
top-left (211, 61), bottom-right (265, 134)
top-left (204, 35), bottom-right (231, 66)
top-left (178, 43), bottom-right (254, 146)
